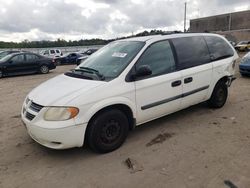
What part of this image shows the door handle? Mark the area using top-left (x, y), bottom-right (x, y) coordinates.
top-left (171, 80), bottom-right (182, 87)
top-left (184, 77), bottom-right (193, 84)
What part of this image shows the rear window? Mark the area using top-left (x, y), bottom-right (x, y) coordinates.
top-left (204, 36), bottom-right (234, 61)
top-left (172, 36), bottom-right (210, 70)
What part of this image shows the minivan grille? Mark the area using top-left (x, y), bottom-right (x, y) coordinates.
top-left (26, 112), bottom-right (36, 121)
top-left (23, 100), bottom-right (44, 121)
top-left (30, 102), bottom-right (44, 112)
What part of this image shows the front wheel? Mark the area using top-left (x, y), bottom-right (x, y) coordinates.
top-left (208, 81), bottom-right (228, 108)
top-left (40, 65), bottom-right (49, 74)
top-left (87, 109), bottom-right (129, 153)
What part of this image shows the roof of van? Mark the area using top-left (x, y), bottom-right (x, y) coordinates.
top-left (119, 33), bottom-right (220, 42)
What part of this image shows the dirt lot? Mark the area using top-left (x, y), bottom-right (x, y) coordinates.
top-left (0, 56), bottom-right (250, 188)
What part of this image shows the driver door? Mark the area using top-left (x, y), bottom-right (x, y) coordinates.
top-left (6, 54), bottom-right (25, 75)
top-left (134, 40), bottom-right (182, 124)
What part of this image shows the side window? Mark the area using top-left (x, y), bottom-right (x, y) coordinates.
top-left (26, 54), bottom-right (39, 61)
top-left (172, 36), bottom-right (210, 70)
top-left (204, 36), bottom-right (234, 61)
top-left (136, 40), bottom-right (176, 78)
top-left (56, 50), bottom-right (60, 53)
top-left (11, 55), bottom-right (24, 63)
top-left (50, 50), bottom-right (55, 54)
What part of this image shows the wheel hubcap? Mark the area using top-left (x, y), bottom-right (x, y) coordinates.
top-left (101, 119), bottom-right (121, 144)
top-left (41, 66), bottom-right (48, 73)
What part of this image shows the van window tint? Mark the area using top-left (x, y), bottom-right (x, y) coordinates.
top-left (50, 50), bottom-right (55, 54)
top-left (172, 36), bottom-right (210, 70)
top-left (136, 40), bottom-right (176, 77)
top-left (204, 36), bottom-right (234, 61)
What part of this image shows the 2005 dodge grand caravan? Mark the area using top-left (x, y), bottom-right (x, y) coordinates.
top-left (21, 33), bottom-right (238, 153)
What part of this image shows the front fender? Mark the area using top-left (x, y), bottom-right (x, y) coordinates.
top-left (74, 97), bottom-right (136, 125)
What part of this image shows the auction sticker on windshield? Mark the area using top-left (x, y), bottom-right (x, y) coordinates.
top-left (112, 52), bottom-right (127, 58)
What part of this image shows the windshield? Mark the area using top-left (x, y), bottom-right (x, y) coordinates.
top-left (0, 51), bottom-right (9, 59)
top-left (0, 54), bottom-right (13, 62)
top-left (76, 41), bottom-right (145, 79)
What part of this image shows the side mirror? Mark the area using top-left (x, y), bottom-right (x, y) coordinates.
top-left (9, 60), bottom-right (13, 64)
top-left (135, 65), bottom-right (152, 78)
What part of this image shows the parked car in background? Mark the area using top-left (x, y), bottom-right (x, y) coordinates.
top-left (76, 55), bottom-right (89, 65)
top-left (0, 50), bottom-right (21, 59)
top-left (239, 52), bottom-right (250, 76)
top-left (81, 48), bottom-right (98, 56)
top-left (42, 49), bottom-right (63, 58)
top-left (235, 41), bottom-right (250, 52)
top-left (54, 52), bottom-right (83, 65)
top-left (21, 33), bottom-right (238, 153)
top-left (76, 48), bottom-right (99, 65)
top-left (0, 52), bottom-right (56, 78)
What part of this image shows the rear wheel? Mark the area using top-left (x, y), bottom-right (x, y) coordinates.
top-left (87, 109), bottom-right (129, 153)
top-left (40, 65), bottom-right (49, 74)
top-left (208, 81), bottom-right (228, 108)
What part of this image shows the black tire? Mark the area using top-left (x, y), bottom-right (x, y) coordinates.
top-left (208, 81), bottom-right (228, 108)
top-left (87, 109), bottom-right (129, 153)
top-left (40, 65), bottom-right (49, 74)
top-left (0, 70), bottom-right (3, 78)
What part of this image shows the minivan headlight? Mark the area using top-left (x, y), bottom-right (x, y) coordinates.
top-left (44, 107), bottom-right (79, 121)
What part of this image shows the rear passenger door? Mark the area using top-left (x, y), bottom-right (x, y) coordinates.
top-left (24, 54), bottom-right (40, 72)
top-left (134, 40), bottom-right (182, 124)
top-left (171, 36), bottom-right (212, 109)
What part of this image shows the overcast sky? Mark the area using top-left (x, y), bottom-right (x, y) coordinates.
top-left (0, 0), bottom-right (249, 42)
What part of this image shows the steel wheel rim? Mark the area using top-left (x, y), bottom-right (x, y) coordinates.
top-left (100, 119), bottom-right (121, 144)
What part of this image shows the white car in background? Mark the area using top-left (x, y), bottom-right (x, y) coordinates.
top-left (41, 49), bottom-right (63, 58)
top-left (21, 33), bottom-right (238, 153)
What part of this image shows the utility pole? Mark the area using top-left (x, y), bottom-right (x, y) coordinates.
top-left (184, 2), bottom-right (187, 32)
top-left (228, 13), bottom-right (232, 31)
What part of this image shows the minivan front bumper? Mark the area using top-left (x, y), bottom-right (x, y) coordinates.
top-left (22, 117), bottom-right (87, 149)
top-left (21, 100), bottom-right (87, 149)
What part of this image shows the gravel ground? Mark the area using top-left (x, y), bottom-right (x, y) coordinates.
top-left (0, 55), bottom-right (250, 188)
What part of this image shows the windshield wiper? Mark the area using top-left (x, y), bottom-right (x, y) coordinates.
top-left (78, 66), bottom-right (105, 80)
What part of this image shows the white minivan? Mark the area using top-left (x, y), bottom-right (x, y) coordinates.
top-left (21, 33), bottom-right (238, 153)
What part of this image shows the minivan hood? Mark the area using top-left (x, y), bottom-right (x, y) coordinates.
top-left (28, 74), bottom-right (105, 106)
